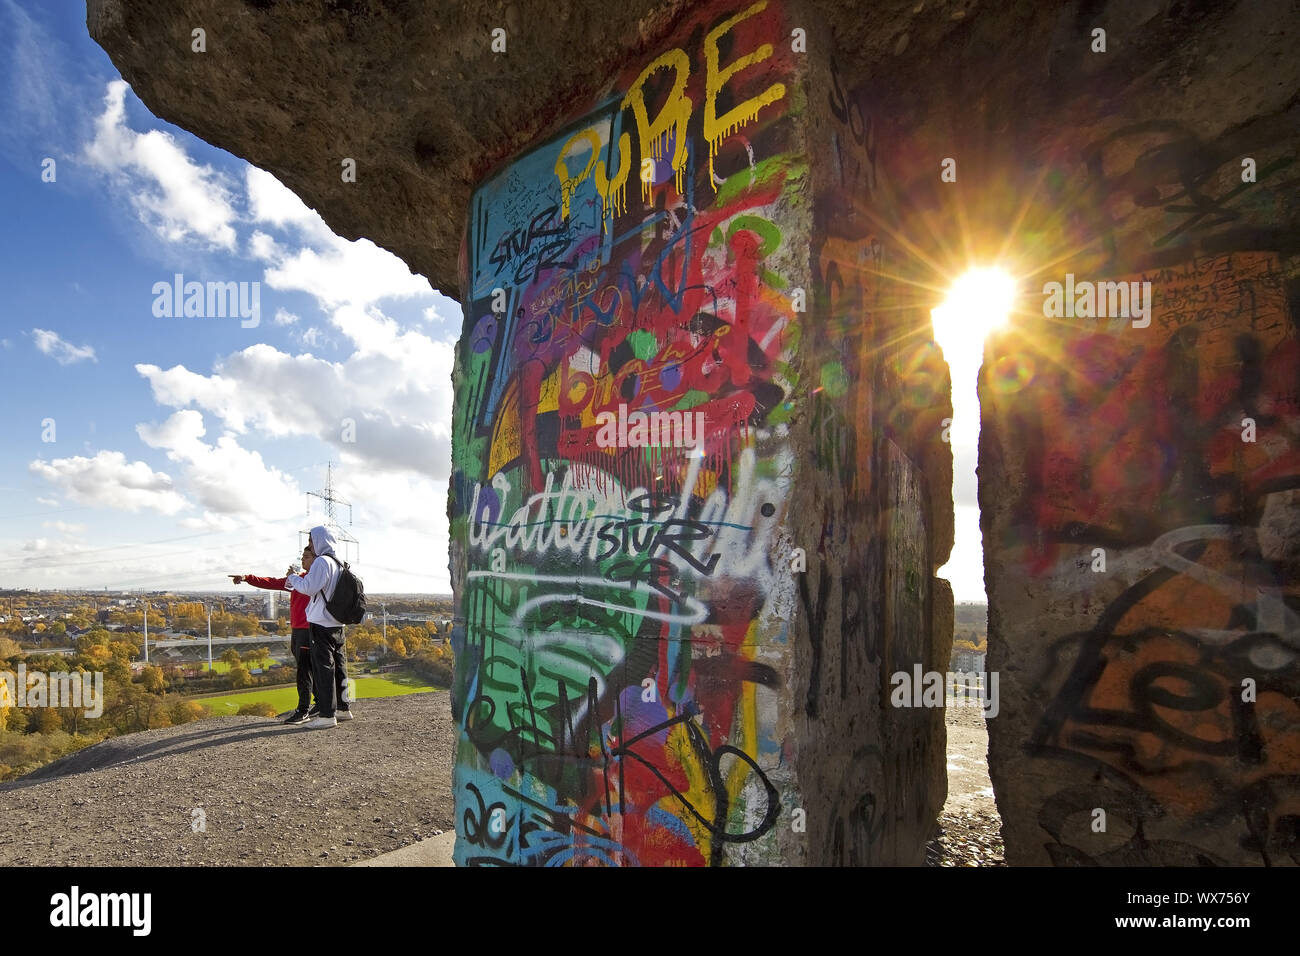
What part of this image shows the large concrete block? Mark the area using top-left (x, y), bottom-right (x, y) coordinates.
top-left (983, 251), bottom-right (1300, 865)
top-left (447, 0), bottom-right (950, 865)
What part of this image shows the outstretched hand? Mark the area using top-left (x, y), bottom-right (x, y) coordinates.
top-left (229, 574), bottom-right (245, 584)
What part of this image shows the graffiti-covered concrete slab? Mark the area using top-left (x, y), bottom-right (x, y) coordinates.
top-left (983, 252), bottom-right (1300, 865)
top-left (448, 0), bottom-right (951, 866)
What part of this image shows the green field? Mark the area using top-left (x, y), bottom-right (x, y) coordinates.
top-left (196, 672), bottom-right (439, 716)
top-left (202, 657), bottom-right (277, 674)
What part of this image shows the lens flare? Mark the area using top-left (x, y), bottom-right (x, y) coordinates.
top-left (931, 267), bottom-right (1016, 360)
top-left (989, 352), bottom-right (1036, 394)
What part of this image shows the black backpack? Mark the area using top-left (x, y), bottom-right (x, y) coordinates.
top-left (323, 555), bottom-right (368, 625)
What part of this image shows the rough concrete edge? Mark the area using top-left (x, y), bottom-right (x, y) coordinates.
top-left (353, 831), bottom-right (456, 867)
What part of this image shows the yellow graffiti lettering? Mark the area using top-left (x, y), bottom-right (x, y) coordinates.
top-left (554, 125), bottom-right (632, 223)
top-left (621, 48), bottom-right (692, 204)
top-left (704, 0), bottom-right (786, 189)
top-left (595, 132), bottom-right (631, 219)
top-left (554, 128), bottom-right (600, 220)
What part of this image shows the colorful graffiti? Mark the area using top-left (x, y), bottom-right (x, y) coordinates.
top-left (449, 0), bottom-right (804, 866)
top-left (990, 252), bottom-right (1300, 864)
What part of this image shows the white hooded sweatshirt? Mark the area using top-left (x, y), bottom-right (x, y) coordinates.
top-left (286, 526), bottom-right (344, 628)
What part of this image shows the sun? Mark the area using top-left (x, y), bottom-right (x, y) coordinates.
top-left (930, 267), bottom-right (1017, 361)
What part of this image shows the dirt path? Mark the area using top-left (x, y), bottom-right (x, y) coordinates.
top-left (0, 693), bottom-right (454, 867)
top-left (925, 703), bottom-right (1006, 866)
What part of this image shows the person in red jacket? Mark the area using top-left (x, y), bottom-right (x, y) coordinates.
top-left (231, 560), bottom-right (316, 725)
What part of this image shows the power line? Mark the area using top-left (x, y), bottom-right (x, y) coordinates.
top-left (0, 505), bottom-right (95, 520)
top-left (0, 523), bottom-right (291, 573)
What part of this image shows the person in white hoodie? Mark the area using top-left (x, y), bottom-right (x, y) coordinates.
top-left (286, 525), bottom-right (353, 729)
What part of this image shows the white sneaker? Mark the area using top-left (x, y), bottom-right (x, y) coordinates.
top-left (304, 715), bottom-right (337, 729)
top-left (337, 709), bottom-right (355, 721)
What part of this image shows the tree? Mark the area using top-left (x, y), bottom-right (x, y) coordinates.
top-left (236, 701), bottom-right (277, 717)
top-left (348, 630), bottom-right (383, 662)
top-left (76, 629), bottom-right (111, 655)
top-left (4, 706), bottom-right (27, 734)
top-left (389, 636), bottom-right (407, 658)
top-left (229, 663), bottom-right (252, 688)
top-left (140, 664), bottom-right (165, 694)
top-left (103, 681), bottom-right (170, 734)
top-left (109, 637), bottom-right (140, 661)
top-left (35, 707), bottom-right (62, 734)
top-left (411, 648), bottom-right (453, 687)
top-left (402, 628), bottom-right (427, 656)
top-left (84, 644), bottom-right (112, 668)
top-left (221, 648), bottom-right (241, 667)
top-left (169, 699), bottom-right (208, 724)
top-left (105, 656), bottom-right (132, 685)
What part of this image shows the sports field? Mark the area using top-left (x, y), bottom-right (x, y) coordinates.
top-left (201, 657), bottom-right (277, 674)
top-left (195, 671), bottom-right (439, 716)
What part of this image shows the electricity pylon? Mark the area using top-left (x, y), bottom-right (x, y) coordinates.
top-left (301, 461), bottom-right (359, 563)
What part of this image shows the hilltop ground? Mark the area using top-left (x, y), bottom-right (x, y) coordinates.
top-left (0, 689), bottom-right (1002, 866)
top-left (0, 693), bottom-right (454, 866)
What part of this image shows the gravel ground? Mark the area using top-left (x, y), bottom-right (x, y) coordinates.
top-left (925, 702), bottom-right (1006, 867)
top-left (0, 688), bottom-right (1002, 867)
top-left (0, 692), bottom-right (455, 867)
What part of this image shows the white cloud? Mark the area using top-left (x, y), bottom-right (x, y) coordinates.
top-left (31, 327), bottom-right (96, 365)
top-left (244, 174), bottom-right (431, 310)
top-left (136, 324), bottom-right (454, 479)
top-left (343, 470), bottom-right (447, 537)
top-left (83, 80), bottom-right (238, 250)
top-left (248, 230), bottom-right (280, 260)
top-left (1, 338), bottom-right (11, 349)
top-left (29, 451), bottom-right (189, 515)
top-left (260, 238), bottom-right (433, 310)
top-left (246, 166), bottom-right (330, 236)
top-left (35, 496), bottom-right (59, 507)
top-left (130, 162), bottom-right (459, 478)
top-left (42, 520), bottom-right (87, 535)
top-left (136, 409), bottom-right (302, 520)
top-left (179, 512), bottom-right (239, 532)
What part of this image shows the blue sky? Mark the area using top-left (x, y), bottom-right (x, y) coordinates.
top-left (0, 0), bottom-right (462, 593)
top-left (0, 0), bottom-right (987, 602)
